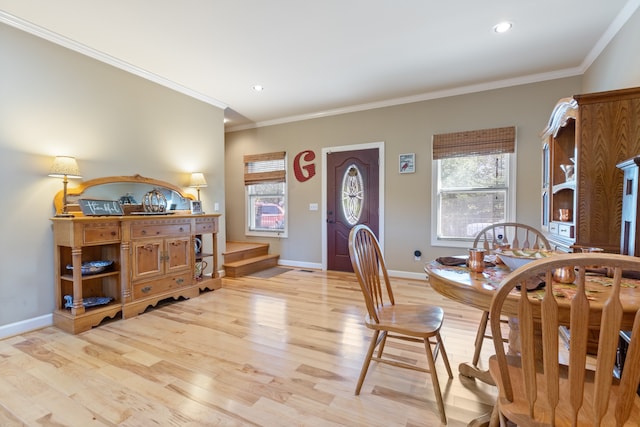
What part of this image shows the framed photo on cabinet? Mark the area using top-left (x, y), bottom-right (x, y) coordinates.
top-left (399, 153), bottom-right (415, 174)
top-left (190, 200), bottom-right (204, 214)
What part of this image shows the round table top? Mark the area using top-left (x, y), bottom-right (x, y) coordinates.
top-left (425, 259), bottom-right (640, 330)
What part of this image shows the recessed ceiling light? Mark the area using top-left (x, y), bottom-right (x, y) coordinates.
top-left (493, 21), bottom-right (512, 33)
top-left (252, 84), bottom-right (264, 92)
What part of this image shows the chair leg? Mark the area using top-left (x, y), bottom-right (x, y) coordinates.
top-left (355, 330), bottom-right (380, 395)
top-left (489, 401), bottom-right (501, 427)
top-left (472, 311), bottom-right (490, 366)
top-left (424, 338), bottom-right (447, 424)
top-left (376, 332), bottom-right (388, 358)
top-left (436, 332), bottom-right (453, 379)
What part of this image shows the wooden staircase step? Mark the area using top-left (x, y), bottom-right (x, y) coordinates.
top-left (224, 254), bottom-right (280, 278)
top-left (223, 241), bottom-right (279, 278)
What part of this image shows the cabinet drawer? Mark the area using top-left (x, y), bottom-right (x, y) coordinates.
top-left (549, 222), bottom-right (559, 234)
top-left (195, 217), bottom-right (218, 233)
top-left (83, 223), bottom-right (121, 244)
top-left (133, 272), bottom-right (191, 299)
top-left (558, 224), bottom-right (575, 238)
top-left (131, 222), bottom-right (191, 238)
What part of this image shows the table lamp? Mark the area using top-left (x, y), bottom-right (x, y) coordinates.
top-left (189, 172), bottom-right (207, 201)
top-left (49, 156), bottom-right (82, 217)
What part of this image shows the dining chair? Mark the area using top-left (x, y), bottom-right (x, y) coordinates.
top-left (348, 224), bottom-right (453, 424)
top-left (488, 253), bottom-right (640, 426)
top-left (471, 222), bottom-right (551, 367)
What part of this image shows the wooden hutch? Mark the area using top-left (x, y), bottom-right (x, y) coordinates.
top-left (51, 175), bottom-right (221, 334)
top-left (541, 87), bottom-right (640, 252)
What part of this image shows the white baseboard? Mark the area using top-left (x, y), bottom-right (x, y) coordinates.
top-left (277, 259), bottom-right (323, 270)
top-left (0, 314), bottom-right (53, 340)
top-left (387, 270), bottom-right (428, 281)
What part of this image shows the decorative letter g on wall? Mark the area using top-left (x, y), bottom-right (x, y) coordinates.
top-left (293, 150), bottom-right (316, 182)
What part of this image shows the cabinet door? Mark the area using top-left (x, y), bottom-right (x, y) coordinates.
top-left (165, 237), bottom-right (191, 273)
top-left (132, 239), bottom-right (163, 281)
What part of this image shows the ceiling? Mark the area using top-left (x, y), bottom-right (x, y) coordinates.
top-left (1, 1), bottom-right (638, 131)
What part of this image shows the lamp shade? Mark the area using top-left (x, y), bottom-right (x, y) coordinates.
top-left (189, 172), bottom-right (208, 188)
top-left (49, 156), bottom-right (82, 178)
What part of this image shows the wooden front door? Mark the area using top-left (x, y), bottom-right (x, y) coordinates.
top-left (327, 148), bottom-right (379, 271)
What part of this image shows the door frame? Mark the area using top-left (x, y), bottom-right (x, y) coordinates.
top-left (321, 141), bottom-right (385, 270)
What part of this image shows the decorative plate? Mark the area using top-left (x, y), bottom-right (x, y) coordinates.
top-left (64, 295), bottom-right (113, 308)
top-left (66, 260), bottom-right (114, 275)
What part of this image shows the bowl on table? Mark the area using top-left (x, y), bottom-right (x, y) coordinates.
top-left (495, 249), bottom-right (556, 289)
top-left (496, 249), bottom-right (555, 271)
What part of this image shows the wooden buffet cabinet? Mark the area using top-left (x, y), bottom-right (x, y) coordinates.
top-left (541, 87), bottom-right (640, 252)
top-left (51, 175), bottom-right (221, 334)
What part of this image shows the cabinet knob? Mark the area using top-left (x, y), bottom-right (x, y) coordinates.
top-left (141, 230), bottom-right (147, 235)
top-left (176, 278), bottom-right (184, 284)
top-left (141, 286), bottom-right (152, 293)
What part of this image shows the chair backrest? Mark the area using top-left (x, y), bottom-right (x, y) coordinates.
top-left (489, 253), bottom-right (640, 425)
top-left (473, 222), bottom-right (550, 251)
top-left (348, 224), bottom-right (394, 324)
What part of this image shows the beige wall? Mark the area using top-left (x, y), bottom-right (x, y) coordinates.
top-left (0, 23), bottom-right (225, 330)
top-left (583, 5), bottom-right (640, 93)
top-left (225, 77), bottom-right (583, 273)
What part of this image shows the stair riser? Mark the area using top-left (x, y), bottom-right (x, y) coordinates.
top-left (225, 256), bottom-right (278, 278)
top-left (224, 246), bottom-right (269, 264)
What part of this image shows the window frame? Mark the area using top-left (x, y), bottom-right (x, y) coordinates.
top-left (244, 151), bottom-right (288, 238)
top-left (430, 127), bottom-right (517, 248)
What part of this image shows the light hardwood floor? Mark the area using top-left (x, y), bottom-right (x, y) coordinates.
top-left (0, 269), bottom-right (498, 426)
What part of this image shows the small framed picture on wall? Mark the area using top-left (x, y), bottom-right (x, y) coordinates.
top-left (190, 200), bottom-right (204, 214)
top-left (399, 153), bottom-right (415, 174)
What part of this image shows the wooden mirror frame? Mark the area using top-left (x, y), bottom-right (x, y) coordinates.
top-left (53, 174), bottom-right (195, 216)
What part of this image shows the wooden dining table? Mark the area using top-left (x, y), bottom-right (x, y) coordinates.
top-left (425, 257), bottom-right (640, 426)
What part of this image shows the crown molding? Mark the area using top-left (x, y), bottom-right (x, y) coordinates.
top-left (225, 67), bottom-right (582, 132)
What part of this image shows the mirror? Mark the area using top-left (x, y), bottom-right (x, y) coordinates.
top-left (54, 174), bottom-right (195, 215)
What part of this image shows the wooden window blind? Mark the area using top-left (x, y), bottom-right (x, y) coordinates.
top-left (432, 126), bottom-right (516, 160)
top-left (244, 151), bottom-right (286, 185)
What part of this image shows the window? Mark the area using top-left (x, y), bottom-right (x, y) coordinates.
top-left (341, 164), bottom-right (364, 226)
top-left (244, 151), bottom-right (287, 236)
top-left (431, 126), bottom-right (516, 247)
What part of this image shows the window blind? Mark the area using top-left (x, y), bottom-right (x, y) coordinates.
top-left (244, 151), bottom-right (286, 184)
top-left (432, 126), bottom-right (516, 160)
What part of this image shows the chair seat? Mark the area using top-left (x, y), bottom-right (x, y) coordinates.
top-left (489, 355), bottom-right (640, 426)
top-left (365, 304), bottom-right (444, 337)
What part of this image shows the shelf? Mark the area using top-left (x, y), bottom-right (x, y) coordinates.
top-left (552, 181), bottom-right (576, 193)
top-left (195, 252), bottom-right (213, 260)
top-left (60, 270), bottom-right (120, 281)
top-left (63, 299), bottom-right (121, 311)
